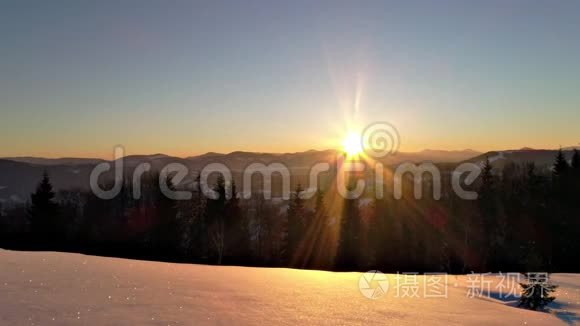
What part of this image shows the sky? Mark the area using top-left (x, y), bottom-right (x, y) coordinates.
top-left (1, 0), bottom-right (579, 158)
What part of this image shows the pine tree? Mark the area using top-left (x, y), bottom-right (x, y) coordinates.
top-left (552, 149), bottom-right (569, 179)
top-left (571, 149), bottom-right (580, 184)
top-left (206, 175), bottom-right (227, 264)
top-left (336, 184), bottom-right (361, 270)
top-left (518, 273), bottom-right (558, 310)
top-left (479, 157), bottom-right (496, 233)
top-left (28, 171), bottom-right (59, 245)
top-left (189, 174), bottom-right (207, 261)
top-left (367, 198), bottom-right (384, 270)
top-left (253, 197), bottom-right (276, 265)
top-left (572, 149), bottom-right (580, 268)
top-left (571, 149), bottom-right (580, 207)
top-left (478, 157), bottom-right (499, 269)
top-left (286, 184), bottom-right (305, 266)
top-left (304, 189), bottom-right (329, 269)
top-left (480, 157), bottom-right (494, 194)
top-left (152, 173), bottom-right (179, 259)
top-left (225, 180), bottom-right (250, 263)
top-left (551, 149), bottom-right (572, 204)
top-left (550, 149), bottom-right (574, 270)
top-left (572, 149), bottom-right (580, 170)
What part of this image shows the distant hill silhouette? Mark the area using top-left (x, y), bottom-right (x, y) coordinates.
top-left (3, 157), bottom-right (106, 166)
top-left (0, 149), bottom-right (482, 202)
top-left (465, 148), bottom-right (577, 170)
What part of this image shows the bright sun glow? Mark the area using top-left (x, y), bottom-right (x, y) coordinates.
top-left (342, 132), bottom-right (363, 156)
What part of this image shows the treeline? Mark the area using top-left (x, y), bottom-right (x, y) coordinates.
top-left (0, 150), bottom-right (579, 272)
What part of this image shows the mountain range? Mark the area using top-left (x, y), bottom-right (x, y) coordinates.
top-left (0, 147), bottom-right (576, 204)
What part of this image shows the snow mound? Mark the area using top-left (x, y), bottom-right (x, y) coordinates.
top-left (0, 250), bottom-right (578, 325)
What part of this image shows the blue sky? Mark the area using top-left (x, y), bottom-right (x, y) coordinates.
top-left (1, 0), bottom-right (579, 158)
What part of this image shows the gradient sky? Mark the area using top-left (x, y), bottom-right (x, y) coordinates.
top-left (1, 1), bottom-right (579, 158)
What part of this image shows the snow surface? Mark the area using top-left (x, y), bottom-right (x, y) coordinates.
top-left (0, 250), bottom-right (578, 325)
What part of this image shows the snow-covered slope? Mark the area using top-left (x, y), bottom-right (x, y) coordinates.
top-left (0, 250), bottom-right (577, 325)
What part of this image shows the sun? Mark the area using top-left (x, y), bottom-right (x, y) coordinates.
top-left (342, 132), bottom-right (363, 156)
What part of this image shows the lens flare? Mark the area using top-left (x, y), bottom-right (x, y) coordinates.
top-left (342, 132), bottom-right (363, 156)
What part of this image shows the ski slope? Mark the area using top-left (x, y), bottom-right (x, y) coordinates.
top-left (0, 250), bottom-right (577, 325)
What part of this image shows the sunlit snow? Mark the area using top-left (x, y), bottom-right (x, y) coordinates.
top-left (0, 250), bottom-right (578, 325)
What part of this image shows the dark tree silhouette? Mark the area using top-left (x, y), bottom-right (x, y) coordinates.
top-left (308, 189), bottom-right (329, 268)
top-left (518, 273), bottom-right (558, 310)
top-left (286, 184), bottom-right (306, 266)
top-left (224, 180), bottom-right (251, 263)
top-left (205, 175), bottom-right (227, 264)
top-left (572, 149), bottom-right (580, 170)
top-left (28, 171), bottom-right (60, 245)
top-left (151, 174), bottom-right (179, 258)
top-left (2, 156), bottom-right (578, 274)
top-left (553, 149), bottom-right (570, 179)
top-left (188, 174), bottom-right (207, 261)
top-left (478, 158), bottom-right (500, 269)
top-left (336, 185), bottom-right (361, 270)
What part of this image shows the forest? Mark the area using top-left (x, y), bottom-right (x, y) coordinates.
top-left (1, 149), bottom-right (579, 273)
